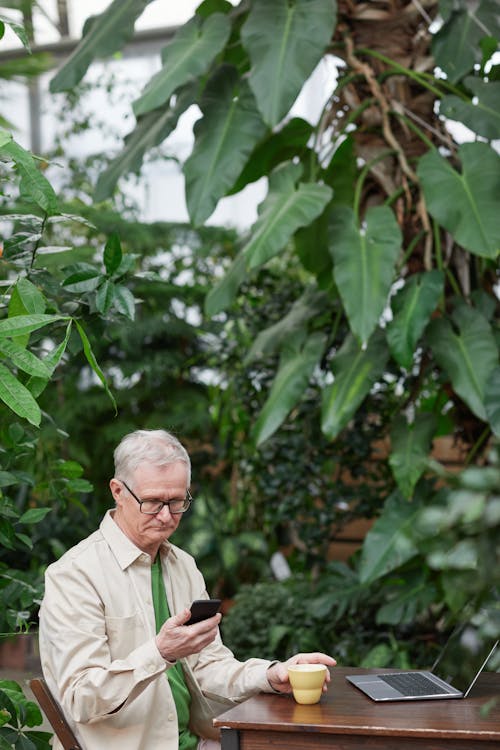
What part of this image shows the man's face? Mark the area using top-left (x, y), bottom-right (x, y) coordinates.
top-left (110, 461), bottom-right (189, 557)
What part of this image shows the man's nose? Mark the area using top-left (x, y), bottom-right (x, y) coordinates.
top-left (156, 503), bottom-right (173, 519)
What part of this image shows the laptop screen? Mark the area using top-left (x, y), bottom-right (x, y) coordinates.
top-left (432, 620), bottom-right (498, 694)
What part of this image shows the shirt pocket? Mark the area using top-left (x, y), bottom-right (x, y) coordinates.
top-left (104, 611), bottom-right (145, 660)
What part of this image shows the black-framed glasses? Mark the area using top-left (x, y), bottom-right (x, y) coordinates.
top-left (120, 479), bottom-right (192, 515)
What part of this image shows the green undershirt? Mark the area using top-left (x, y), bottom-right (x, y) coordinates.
top-left (151, 555), bottom-right (198, 750)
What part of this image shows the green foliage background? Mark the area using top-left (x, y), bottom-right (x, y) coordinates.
top-left (0, 7), bottom-right (498, 735)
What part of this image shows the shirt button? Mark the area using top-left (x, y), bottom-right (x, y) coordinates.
top-left (168, 713), bottom-right (174, 721)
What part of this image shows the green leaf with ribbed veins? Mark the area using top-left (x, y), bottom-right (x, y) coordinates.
top-left (133, 13), bottom-right (230, 117)
top-left (440, 77), bottom-right (500, 141)
top-left (27, 320), bottom-right (72, 399)
top-left (95, 85), bottom-right (196, 201)
top-left (10, 278), bottom-right (46, 315)
top-left (359, 491), bottom-right (420, 584)
top-left (96, 280), bottom-right (114, 315)
top-left (0, 314), bottom-right (68, 339)
top-left (243, 161), bottom-right (332, 270)
top-left (112, 285), bottom-right (135, 320)
top-left (417, 142), bottom-right (500, 259)
top-left (0, 340), bottom-right (52, 379)
top-left (389, 413), bottom-right (437, 499)
top-left (0, 139), bottom-right (58, 215)
top-left (103, 233), bottom-right (122, 275)
top-left (253, 333), bottom-right (326, 446)
top-left (330, 205), bottom-right (402, 345)
top-left (50, 0), bottom-right (153, 92)
top-left (18, 508), bottom-right (52, 524)
top-left (427, 304), bottom-right (498, 421)
top-left (184, 65), bottom-right (268, 226)
top-left (241, 0), bottom-right (337, 127)
top-left (0, 363), bottom-right (41, 426)
top-left (245, 286), bottom-right (329, 363)
top-left (321, 330), bottom-right (388, 440)
top-left (386, 270), bottom-right (444, 369)
top-left (62, 270), bottom-right (101, 293)
top-left (432, 1), bottom-right (500, 83)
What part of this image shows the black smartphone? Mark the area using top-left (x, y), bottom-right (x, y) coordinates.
top-left (186, 598), bottom-right (222, 625)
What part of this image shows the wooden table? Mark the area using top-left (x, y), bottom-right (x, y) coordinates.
top-left (213, 667), bottom-right (500, 750)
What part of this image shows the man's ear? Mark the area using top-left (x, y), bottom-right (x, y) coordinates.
top-left (109, 478), bottom-right (123, 506)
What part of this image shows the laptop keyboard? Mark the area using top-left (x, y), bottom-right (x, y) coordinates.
top-left (379, 672), bottom-right (451, 696)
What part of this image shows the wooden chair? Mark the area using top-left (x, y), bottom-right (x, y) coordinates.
top-left (29, 677), bottom-right (83, 750)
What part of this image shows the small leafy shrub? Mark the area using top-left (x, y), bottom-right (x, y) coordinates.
top-left (222, 565), bottom-right (449, 668)
top-left (221, 579), bottom-right (333, 661)
top-left (0, 680), bottom-right (51, 749)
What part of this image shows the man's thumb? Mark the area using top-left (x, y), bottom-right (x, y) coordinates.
top-left (173, 607), bottom-right (191, 626)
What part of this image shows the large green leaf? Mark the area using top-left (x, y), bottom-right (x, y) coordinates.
top-left (253, 333), bottom-right (326, 446)
top-left (295, 137), bottom-right (357, 281)
top-left (50, 0), bottom-right (153, 92)
top-left (133, 13), bottom-right (231, 117)
top-left (329, 205), bottom-right (402, 345)
top-left (242, 162), bottom-right (332, 270)
top-left (0, 133), bottom-right (58, 215)
top-left (440, 77), bottom-right (500, 141)
top-left (204, 251), bottom-right (246, 317)
top-left (95, 85), bottom-right (196, 201)
top-left (241, 0), bottom-right (337, 127)
top-left (389, 413), bottom-right (437, 499)
top-left (184, 65), bottom-right (268, 226)
top-left (386, 270), bottom-right (444, 369)
top-left (432, 0), bottom-right (500, 83)
top-left (417, 142), bottom-right (500, 259)
top-left (245, 286), bottom-right (329, 364)
top-left (321, 329), bottom-right (389, 439)
top-left (358, 490), bottom-right (421, 584)
top-left (427, 304), bottom-right (498, 422)
top-left (229, 117), bottom-right (313, 195)
top-left (0, 363), bottom-right (41, 426)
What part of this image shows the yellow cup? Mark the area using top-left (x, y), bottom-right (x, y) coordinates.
top-left (287, 663), bottom-right (328, 704)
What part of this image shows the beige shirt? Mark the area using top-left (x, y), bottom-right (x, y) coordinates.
top-left (38, 510), bottom-right (274, 750)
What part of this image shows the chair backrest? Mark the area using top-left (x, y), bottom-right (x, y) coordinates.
top-left (29, 678), bottom-right (83, 750)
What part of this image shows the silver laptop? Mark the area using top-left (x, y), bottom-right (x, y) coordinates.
top-left (346, 619), bottom-right (498, 701)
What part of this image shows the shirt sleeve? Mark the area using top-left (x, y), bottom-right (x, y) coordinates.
top-left (186, 630), bottom-right (275, 703)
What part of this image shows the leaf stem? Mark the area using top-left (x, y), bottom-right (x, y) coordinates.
top-left (465, 426), bottom-right (491, 467)
top-left (356, 48), bottom-right (459, 98)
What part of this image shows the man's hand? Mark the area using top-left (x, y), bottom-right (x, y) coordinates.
top-left (266, 652), bottom-right (337, 694)
top-left (156, 608), bottom-right (222, 662)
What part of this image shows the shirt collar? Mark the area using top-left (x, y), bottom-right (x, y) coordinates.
top-left (100, 509), bottom-right (176, 569)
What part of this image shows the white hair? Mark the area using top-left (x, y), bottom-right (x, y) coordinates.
top-left (113, 429), bottom-right (191, 484)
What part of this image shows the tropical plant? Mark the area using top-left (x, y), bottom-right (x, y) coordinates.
top-left (46, 0), bottom-right (499, 631)
top-left (0, 680), bottom-right (51, 750)
top-left (49, 1), bottom-right (499, 473)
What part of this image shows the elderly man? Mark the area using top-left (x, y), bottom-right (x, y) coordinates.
top-left (39, 429), bottom-right (336, 750)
